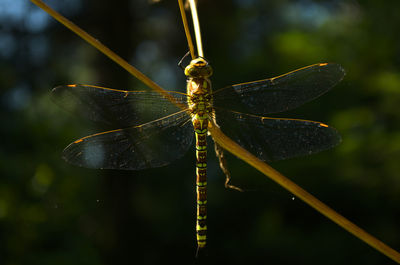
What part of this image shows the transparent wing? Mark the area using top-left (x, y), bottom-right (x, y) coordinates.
top-left (52, 84), bottom-right (188, 127)
top-left (213, 63), bottom-right (345, 115)
top-left (214, 109), bottom-right (341, 162)
top-left (62, 110), bottom-right (193, 170)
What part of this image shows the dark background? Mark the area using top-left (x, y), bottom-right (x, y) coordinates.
top-left (1, 0), bottom-right (400, 264)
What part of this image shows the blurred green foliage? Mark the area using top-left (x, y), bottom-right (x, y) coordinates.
top-left (0, 0), bottom-right (399, 264)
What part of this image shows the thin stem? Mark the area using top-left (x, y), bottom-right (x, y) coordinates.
top-left (188, 0), bottom-right (203, 57)
top-left (29, 0), bottom-right (168, 96)
top-left (178, 0), bottom-right (196, 59)
top-left (208, 122), bottom-right (400, 264)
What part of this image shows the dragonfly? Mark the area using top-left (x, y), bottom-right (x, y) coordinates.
top-left (52, 58), bottom-right (345, 252)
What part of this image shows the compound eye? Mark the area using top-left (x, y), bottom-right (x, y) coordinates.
top-left (185, 65), bottom-right (197, 77)
top-left (190, 68), bottom-right (199, 77)
top-left (203, 65), bottom-right (213, 77)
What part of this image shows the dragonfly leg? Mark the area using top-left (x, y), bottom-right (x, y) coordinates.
top-left (213, 142), bottom-right (243, 192)
top-left (178, 51), bottom-right (191, 70)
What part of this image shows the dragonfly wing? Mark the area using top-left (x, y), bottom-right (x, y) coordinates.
top-left (62, 110), bottom-right (193, 170)
top-left (213, 63), bottom-right (345, 115)
top-left (214, 109), bottom-right (341, 162)
top-left (52, 84), bottom-right (188, 127)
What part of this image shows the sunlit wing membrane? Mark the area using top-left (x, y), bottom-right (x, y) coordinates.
top-left (52, 84), bottom-right (188, 127)
top-left (212, 63), bottom-right (345, 115)
top-left (214, 108), bottom-right (341, 162)
top-left (62, 110), bottom-right (193, 170)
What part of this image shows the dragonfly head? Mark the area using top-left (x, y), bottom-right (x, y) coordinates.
top-left (184, 57), bottom-right (213, 78)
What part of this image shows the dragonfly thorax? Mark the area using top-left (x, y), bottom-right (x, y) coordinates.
top-left (187, 79), bottom-right (213, 116)
top-left (186, 77), bottom-right (213, 117)
top-left (185, 58), bottom-right (213, 130)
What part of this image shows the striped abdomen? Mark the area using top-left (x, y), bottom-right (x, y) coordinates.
top-left (187, 78), bottom-right (212, 251)
top-left (193, 116), bottom-right (208, 250)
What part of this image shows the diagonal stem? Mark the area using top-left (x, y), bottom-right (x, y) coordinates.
top-left (29, 0), bottom-right (166, 96)
top-left (209, 122), bottom-right (400, 263)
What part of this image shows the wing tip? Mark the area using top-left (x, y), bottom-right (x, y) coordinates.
top-left (52, 84), bottom-right (80, 94)
top-left (319, 62), bottom-right (346, 79)
top-left (322, 123), bottom-right (342, 147)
